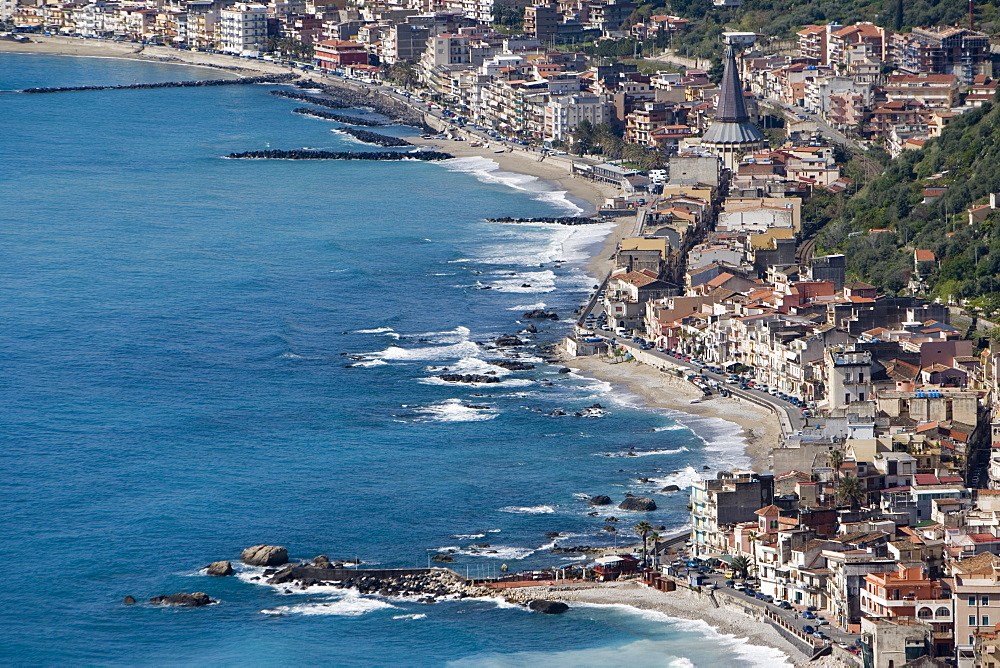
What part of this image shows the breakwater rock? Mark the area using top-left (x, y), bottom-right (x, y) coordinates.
top-left (287, 79), bottom-right (430, 131)
top-left (522, 309), bottom-right (559, 320)
top-left (338, 128), bottom-right (412, 147)
top-left (23, 73), bottom-right (297, 94)
top-left (271, 89), bottom-right (349, 108)
top-left (291, 107), bottom-right (385, 127)
top-left (438, 373), bottom-right (500, 384)
top-left (488, 216), bottom-right (600, 226)
top-left (226, 149), bottom-right (453, 161)
top-left (241, 544), bottom-right (289, 567)
top-left (528, 600), bottom-right (569, 614)
top-left (266, 565), bottom-right (492, 600)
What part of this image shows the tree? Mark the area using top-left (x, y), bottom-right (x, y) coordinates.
top-left (829, 447), bottom-right (845, 480)
top-left (648, 531), bottom-right (660, 567)
top-left (730, 555), bottom-right (754, 580)
top-left (746, 529), bottom-right (759, 573)
top-left (836, 474), bottom-right (865, 511)
top-left (387, 61), bottom-right (419, 89)
top-left (634, 521), bottom-right (653, 565)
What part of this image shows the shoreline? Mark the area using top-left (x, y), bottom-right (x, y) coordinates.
top-left (6, 39), bottom-right (794, 663)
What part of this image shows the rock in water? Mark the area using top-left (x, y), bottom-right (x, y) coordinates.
top-left (241, 544), bottom-right (289, 567)
top-left (206, 561), bottom-right (234, 576)
top-left (312, 555), bottom-right (331, 569)
top-left (494, 335), bottom-right (524, 347)
top-left (589, 495), bottom-right (612, 506)
top-left (528, 600), bottom-right (569, 614)
top-left (618, 496), bottom-right (657, 511)
top-left (432, 554), bottom-right (455, 563)
top-left (149, 592), bottom-right (214, 607)
top-left (661, 485), bottom-right (681, 492)
top-left (522, 309), bottom-right (559, 320)
top-left (123, 596), bottom-right (136, 605)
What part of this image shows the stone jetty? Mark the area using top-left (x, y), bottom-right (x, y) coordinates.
top-left (226, 149), bottom-right (453, 161)
top-left (291, 79), bottom-right (430, 131)
top-left (338, 128), bottom-right (412, 147)
top-left (291, 107), bottom-right (385, 127)
top-left (23, 73), bottom-right (297, 94)
top-left (271, 89), bottom-right (349, 109)
top-left (265, 561), bottom-right (493, 600)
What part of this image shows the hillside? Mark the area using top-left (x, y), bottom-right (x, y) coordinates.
top-left (811, 98), bottom-right (1000, 312)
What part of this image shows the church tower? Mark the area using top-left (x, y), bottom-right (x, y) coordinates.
top-left (700, 45), bottom-right (765, 171)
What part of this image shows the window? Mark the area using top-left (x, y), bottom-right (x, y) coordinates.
top-left (985, 596), bottom-right (991, 606)
top-left (984, 615), bottom-right (991, 626)
top-left (971, 615), bottom-right (977, 626)
top-left (936, 607), bottom-right (950, 617)
top-left (970, 596), bottom-right (977, 606)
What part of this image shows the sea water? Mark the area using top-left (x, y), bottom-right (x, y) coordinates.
top-left (0, 53), bottom-right (785, 666)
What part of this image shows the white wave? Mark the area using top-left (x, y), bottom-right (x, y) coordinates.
top-left (415, 399), bottom-right (498, 423)
top-left (438, 156), bottom-right (585, 215)
top-left (597, 447), bottom-right (689, 458)
top-left (498, 505), bottom-right (554, 514)
top-left (649, 466), bottom-right (705, 493)
top-left (453, 533), bottom-right (486, 540)
top-left (392, 613), bottom-right (428, 620)
top-left (438, 544), bottom-right (536, 560)
top-left (367, 340), bottom-right (481, 363)
top-left (487, 270), bottom-right (557, 294)
top-left (507, 302), bottom-right (547, 311)
top-left (351, 358), bottom-right (389, 368)
top-left (261, 591), bottom-right (396, 617)
top-left (417, 325), bottom-right (471, 344)
top-left (651, 424), bottom-right (687, 432)
top-left (420, 377), bottom-right (534, 388)
top-left (355, 327), bottom-right (394, 334)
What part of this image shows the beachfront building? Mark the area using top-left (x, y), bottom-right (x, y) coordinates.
top-left (219, 3), bottom-right (267, 57)
top-left (314, 39), bottom-right (369, 69)
top-left (690, 470), bottom-right (774, 559)
top-left (699, 45), bottom-right (764, 171)
top-left (543, 93), bottom-right (611, 143)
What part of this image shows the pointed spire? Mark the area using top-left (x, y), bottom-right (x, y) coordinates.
top-left (715, 45), bottom-right (750, 123)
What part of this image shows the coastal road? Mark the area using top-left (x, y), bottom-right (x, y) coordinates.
top-left (605, 336), bottom-right (804, 436)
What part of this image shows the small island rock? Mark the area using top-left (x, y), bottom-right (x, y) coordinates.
top-left (123, 596), bottom-right (136, 605)
top-left (312, 555), bottom-right (331, 569)
top-left (241, 544), bottom-right (289, 567)
top-left (206, 561), bottom-right (234, 576)
top-left (149, 592), bottom-right (214, 607)
top-left (618, 496), bottom-right (657, 511)
top-left (589, 495), bottom-right (612, 506)
top-left (661, 485), bottom-right (681, 492)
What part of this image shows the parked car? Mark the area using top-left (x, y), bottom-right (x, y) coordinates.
top-left (802, 625), bottom-right (816, 635)
top-left (802, 611), bottom-right (816, 619)
top-left (777, 601), bottom-right (793, 610)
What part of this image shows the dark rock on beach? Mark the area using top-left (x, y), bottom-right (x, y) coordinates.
top-left (206, 560), bottom-right (234, 576)
top-left (618, 496), bottom-right (657, 511)
top-left (149, 592), bottom-right (214, 607)
top-left (528, 600), bottom-right (569, 614)
top-left (241, 544), bottom-right (289, 567)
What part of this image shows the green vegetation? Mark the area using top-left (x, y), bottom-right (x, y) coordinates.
top-left (812, 99), bottom-right (1000, 309)
top-left (570, 120), bottom-right (669, 169)
top-left (264, 37), bottom-right (313, 61)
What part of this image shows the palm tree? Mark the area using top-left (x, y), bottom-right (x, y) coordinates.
top-left (746, 529), bottom-right (759, 574)
top-left (829, 447), bottom-right (845, 480)
top-left (634, 521), bottom-right (653, 566)
top-left (730, 555), bottom-right (754, 581)
top-left (837, 474), bottom-right (865, 511)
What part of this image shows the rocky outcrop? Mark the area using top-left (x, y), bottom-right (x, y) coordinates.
top-left (265, 567), bottom-right (492, 600)
top-left (291, 107), bottom-right (385, 126)
top-left (618, 496), bottom-right (657, 511)
top-left (123, 596), bottom-right (136, 605)
top-left (488, 359), bottom-right (535, 371)
top-left (338, 127), bottom-right (412, 147)
top-left (241, 544), bottom-right (289, 567)
top-left (206, 561), bottom-right (234, 576)
top-left (522, 309), bottom-right (559, 320)
top-left (312, 555), bottom-right (331, 569)
top-left (589, 495), bottom-right (612, 506)
top-left (661, 485), bottom-right (681, 492)
top-left (528, 599), bottom-right (569, 614)
top-left (149, 592), bottom-right (214, 607)
top-left (431, 554), bottom-right (455, 563)
top-left (438, 373), bottom-right (500, 384)
top-left (24, 73), bottom-right (297, 94)
top-left (494, 335), bottom-right (524, 347)
top-left (226, 149), bottom-right (453, 161)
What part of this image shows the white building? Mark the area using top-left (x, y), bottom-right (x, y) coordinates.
top-left (543, 93), bottom-right (610, 143)
top-left (219, 3), bottom-right (267, 57)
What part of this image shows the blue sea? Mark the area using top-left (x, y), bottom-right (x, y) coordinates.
top-left (0, 53), bottom-right (785, 666)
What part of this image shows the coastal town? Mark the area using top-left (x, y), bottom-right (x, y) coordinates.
top-left (7, 0), bottom-right (1000, 665)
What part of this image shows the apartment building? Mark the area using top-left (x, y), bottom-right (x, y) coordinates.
top-left (219, 2), bottom-right (267, 56)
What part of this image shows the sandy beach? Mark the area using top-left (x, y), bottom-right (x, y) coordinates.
top-left (502, 582), bottom-right (843, 667)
